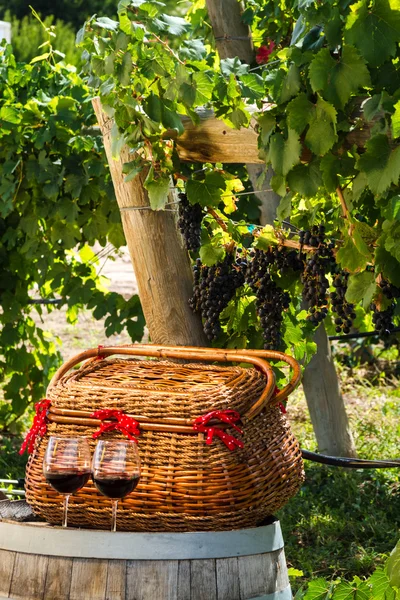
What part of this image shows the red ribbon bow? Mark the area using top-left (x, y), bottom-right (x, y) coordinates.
top-left (91, 409), bottom-right (140, 442)
top-left (193, 410), bottom-right (244, 451)
top-left (19, 399), bottom-right (51, 455)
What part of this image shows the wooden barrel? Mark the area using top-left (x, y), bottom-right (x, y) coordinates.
top-left (0, 520), bottom-right (292, 600)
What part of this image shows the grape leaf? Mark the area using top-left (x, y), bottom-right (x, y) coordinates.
top-left (320, 153), bottom-right (340, 192)
top-left (287, 161), bottom-right (323, 198)
top-left (303, 577), bottom-right (331, 600)
top-left (122, 161), bottom-right (141, 183)
top-left (268, 128), bottom-right (301, 176)
top-left (110, 122), bottom-right (126, 160)
top-left (258, 113), bottom-right (276, 145)
top-left (392, 99), bottom-right (400, 138)
top-left (357, 135), bottom-right (400, 195)
top-left (287, 568), bottom-right (304, 578)
top-left (279, 63), bottom-right (301, 103)
top-left (153, 14), bottom-right (190, 36)
top-left (277, 193), bottom-right (292, 221)
top-left (287, 93), bottom-right (314, 134)
top-left (143, 170), bottom-right (170, 210)
top-left (386, 539), bottom-right (400, 588)
top-left (337, 235), bottom-right (369, 272)
top-left (200, 243), bottom-right (225, 266)
top-left (94, 17), bottom-right (120, 31)
top-left (369, 567), bottom-right (396, 600)
top-left (0, 106), bottom-right (21, 124)
top-left (382, 195), bottom-right (400, 220)
top-left (145, 93), bottom-right (162, 122)
top-left (228, 106), bottom-right (251, 129)
top-left (254, 224), bottom-right (278, 249)
top-left (240, 73), bottom-right (265, 100)
top-left (179, 39), bottom-right (207, 62)
top-left (352, 172), bottom-right (368, 201)
top-left (192, 71), bottom-right (214, 104)
top-left (220, 57), bottom-right (248, 77)
top-left (353, 223), bottom-right (373, 260)
top-left (186, 173), bottom-right (225, 208)
top-left (331, 581), bottom-right (357, 600)
top-left (305, 96), bottom-right (337, 156)
top-left (345, 0), bottom-right (400, 68)
top-left (271, 174), bottom-right (287, 196)
top-left (375, 243), bottom-right (400, 286)
top-left (161, 105), bottom-right (184, 134)
top-left (116, 51), bottom-right (132, 86)
top-left (346, 271), bottom-right (377, 308)
top-left (309, 45), bottom-right (371, 109)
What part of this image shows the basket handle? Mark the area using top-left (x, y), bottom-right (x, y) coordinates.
top-left (47, 345), bottom-right (276, 420)
top-left (181, 347), bottom-right (301, 404)
top-left (92, 344), bottom-right (301, 405)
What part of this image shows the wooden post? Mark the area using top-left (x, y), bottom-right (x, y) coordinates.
top-left (204, 0), bottom-right (281, 225)
top-left (92, 98), bottom-right (208, 347)
top-left (205, 0), bottom-right (254, 64)
top-left (302, 324), bottom-right (357, 457)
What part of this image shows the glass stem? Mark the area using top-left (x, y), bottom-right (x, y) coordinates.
top-left (111, 499), bottom-right (118, 532)
top-left (63, 494), bottom-right (70, 528)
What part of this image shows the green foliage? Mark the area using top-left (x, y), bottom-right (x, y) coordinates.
top-left (293, 560), bottom-right (399, 599)
top-left (4, 11), bottom-right (81, 65)
top-left (0, 42), bottom-right (144, 432)
top-left (0, 0), bottom-right (190, 29)
top-left (0, 0), bottom-right (119, 30)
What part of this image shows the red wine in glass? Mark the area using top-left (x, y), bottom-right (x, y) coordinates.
top-left (93, 475), bottom-right (140, 499)
top-left (45, 472), bottom-right (91, 495)
top-left (43, 436), bottom-right (91, 528)
top-left (92, 440), bottom-right (141, 531)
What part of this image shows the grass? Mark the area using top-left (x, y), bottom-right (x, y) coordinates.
top-left (279, 369), bottom-right (400, 586)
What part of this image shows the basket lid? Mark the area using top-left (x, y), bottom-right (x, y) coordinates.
top-left (48, 357), bottom-right (267, 420)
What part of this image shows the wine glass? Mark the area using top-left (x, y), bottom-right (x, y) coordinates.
top-left (92, 439), bottom-right (141, 532)
top-left (43, 436), bottom-right (91, 528)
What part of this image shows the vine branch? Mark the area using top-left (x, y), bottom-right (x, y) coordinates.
top-left (336, 186), bottom-right (350, 220)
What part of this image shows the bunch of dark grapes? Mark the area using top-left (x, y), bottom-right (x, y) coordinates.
top-left (245, 248), bottom-right (290, 350)
top-left (371, 303), bottom-right (395, 336)
top-left (189, 253), bottom-right (247, 340)
top-left (189, 258), bottom-right (203, 313)
top-left (177, 193), bottom-right (203, 252)
top-left (380, 279), bottom-right (400, 300)
top-left (330, 272), bottom-right (356, 334)
top-left (370, 280), bottom-right (400, 338)
top-left (300, 225), bottom-right (335, 326)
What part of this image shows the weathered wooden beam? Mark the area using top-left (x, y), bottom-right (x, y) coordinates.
top-left (92, 98), bottom-right (208, 347)
top-left (173, 109), bottom-right (368, 166)
top-left (177, 109), bottom-right (263, 164)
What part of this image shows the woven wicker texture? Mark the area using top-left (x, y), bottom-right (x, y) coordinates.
top-left (25, 345), bottom-right (304, 532)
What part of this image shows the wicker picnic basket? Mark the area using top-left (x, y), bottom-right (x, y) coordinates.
top-left (24, 344), bottom-right (304, 531)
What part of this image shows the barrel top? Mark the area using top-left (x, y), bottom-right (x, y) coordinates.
top-left (0, 520), bottom-right (284, 560)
